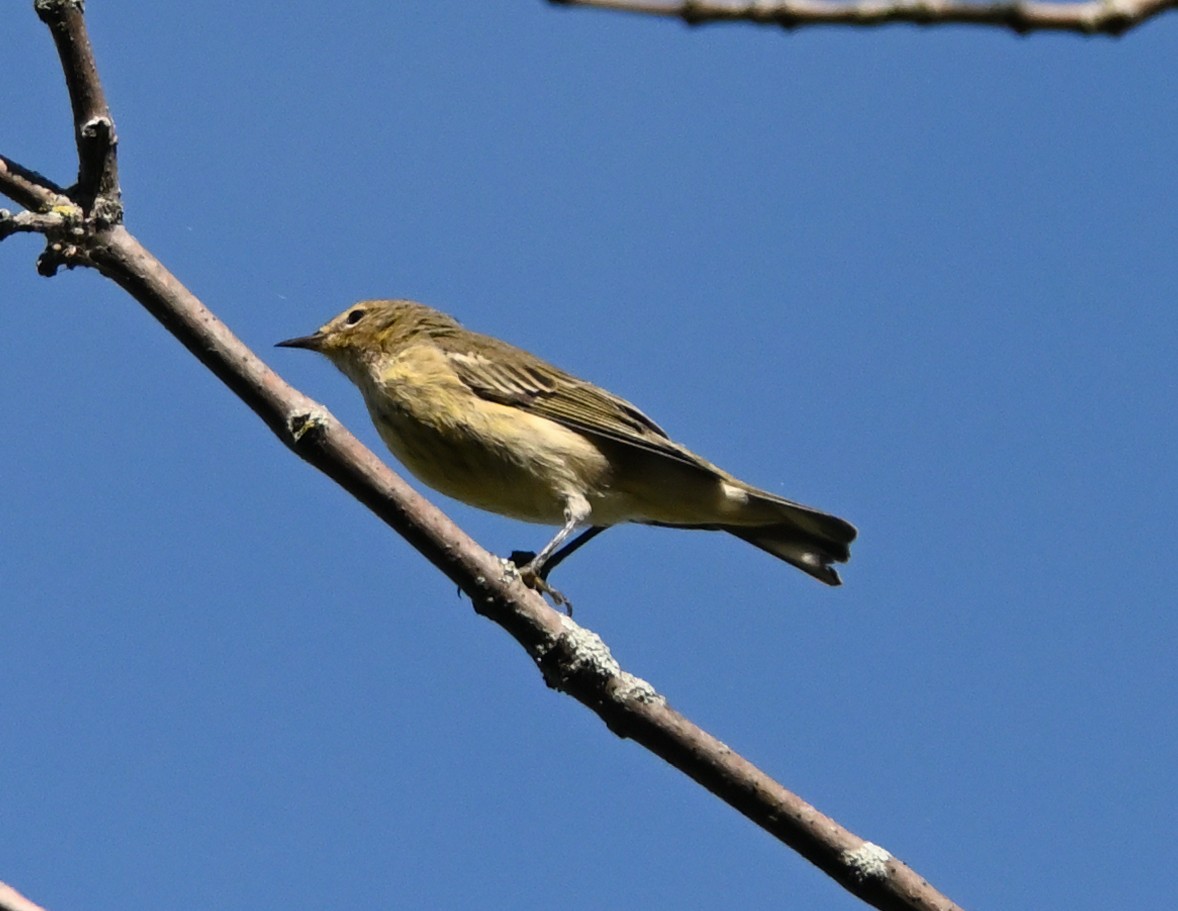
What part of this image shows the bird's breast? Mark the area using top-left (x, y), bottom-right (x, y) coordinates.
top-left (361, 356), bottom-right (611, 525)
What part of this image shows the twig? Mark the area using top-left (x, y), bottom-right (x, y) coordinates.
top-left (1, 3), bottom-right (967, 910)
top-left (0, 156), bottom-right (69, 211)
top-left (548, 0), bottom-right (1178, 34)
top-left (34, 0), bottom-right (120, 219)
top-left (0, 882), bottom-right (51, 911)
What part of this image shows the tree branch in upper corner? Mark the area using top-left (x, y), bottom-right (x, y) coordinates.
top-left (3, 3), bottom-right (966, 910)
top-left (548, 0), bottom-right (1178, 34)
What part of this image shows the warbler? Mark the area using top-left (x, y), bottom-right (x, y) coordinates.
top-left (277, 299), bottom-right (856, 602)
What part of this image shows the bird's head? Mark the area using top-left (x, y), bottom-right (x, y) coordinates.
top-left (276, 299), bottom-right (459, 373)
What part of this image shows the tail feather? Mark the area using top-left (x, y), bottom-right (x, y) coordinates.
top-left (621, 454), bottom-right (857, 585)
top-left (646, 501), bottom-right (855, 585)
top-left (727, 525), bottom-right (849, 585)
top-left (727, 493), bottom-right (856, 586)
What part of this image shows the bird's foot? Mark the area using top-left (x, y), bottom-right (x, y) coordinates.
top-left (508, 551), bottom-right (572, 615)
top-left (508, 549), bottom-right (540, 576)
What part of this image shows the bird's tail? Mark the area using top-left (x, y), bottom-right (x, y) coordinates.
top-left (724, 494), bottom-right (856, 586)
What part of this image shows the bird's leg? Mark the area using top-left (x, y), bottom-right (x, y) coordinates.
top-left (509, 526), bottom-right (607, 583)
top-left (542, 525), bottom-right (607, 577)
top-left (513, 498), bottom-right (592, 612)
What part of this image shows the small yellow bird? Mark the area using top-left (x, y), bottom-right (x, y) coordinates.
top-left (277, 300), bottom-right (855, 603)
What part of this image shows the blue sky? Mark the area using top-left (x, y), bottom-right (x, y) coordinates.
top-left (3, 2), bottom-right (1176, 909)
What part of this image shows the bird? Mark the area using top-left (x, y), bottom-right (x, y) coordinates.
top-left (277, 299), bottom-right (856, 605)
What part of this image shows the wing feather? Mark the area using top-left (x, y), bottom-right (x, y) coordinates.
top-left (441, 335), bottom-right (707, 470)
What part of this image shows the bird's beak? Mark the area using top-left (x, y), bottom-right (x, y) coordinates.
top-left (275, 332), bottom-right (324, 351)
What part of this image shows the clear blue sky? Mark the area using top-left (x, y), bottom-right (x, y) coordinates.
top-left (3, 3), bottom-right (1176, 909)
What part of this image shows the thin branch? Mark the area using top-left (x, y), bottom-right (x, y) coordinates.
top-left (0, 161), bottom-right (88, 277)
top-left (0, 882), bottom-right (51, 911)
top-left (1, 3), bottom-right (969, 910)
top-left (0, 208), bottom-right (73, 240)
top-left (34, 0), bottom-right (120, 219)
top-left (548, 0), bottom-right (1178, 34)
top-left (0, 156), bottom-right (69, 212)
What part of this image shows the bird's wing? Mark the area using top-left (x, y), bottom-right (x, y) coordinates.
top-left (440, 335), bottom-right (709, 470)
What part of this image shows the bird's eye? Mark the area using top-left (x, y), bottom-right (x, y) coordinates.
top-left (345, 308), bottom-right (366, 326)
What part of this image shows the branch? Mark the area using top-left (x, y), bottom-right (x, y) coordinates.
top-left (0, 163), bottom-right (87, 278)
top-left (2, 4), bottom-right (967, 910)
top-left (548, 0), bottom-right (1178, 34)
top-left (34, 0), bottom-right (120, 220)
top-left (0, 156), bottom-right (69, 212)
top-left (0, 883), bottom-right (50, 911)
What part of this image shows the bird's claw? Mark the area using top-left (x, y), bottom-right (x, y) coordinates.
top-left (516, 562), bottom-right (573, 615)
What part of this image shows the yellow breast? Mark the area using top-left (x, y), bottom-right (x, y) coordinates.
top-left (359, 344), bottom-right (610, 524)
